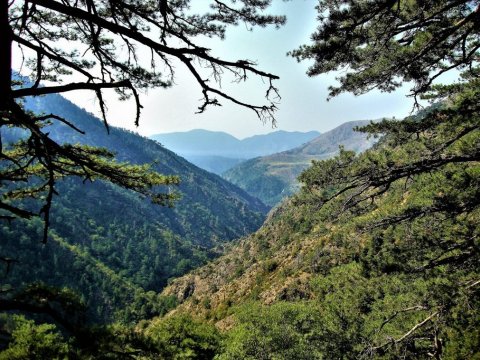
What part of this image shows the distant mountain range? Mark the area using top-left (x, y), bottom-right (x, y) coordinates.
top-left (223, 120), bottom-right (376, 206)
top-left (1, 92), bottom-right (268, 322)
top-left (150, 129), bottom-right (320, 174)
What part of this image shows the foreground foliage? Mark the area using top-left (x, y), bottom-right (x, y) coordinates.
top-left (0, 311), bottom-right (222, 359)
top-left (291, 0), bottom-right (479, 100)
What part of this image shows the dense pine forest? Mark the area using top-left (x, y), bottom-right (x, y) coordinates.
top-left (1, 91), bottom-right (267, 324)
top-left (1, 0), bottom-right (479, 359)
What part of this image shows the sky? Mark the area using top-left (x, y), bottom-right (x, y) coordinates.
top-left (16, 0), bottom-right (418, 139)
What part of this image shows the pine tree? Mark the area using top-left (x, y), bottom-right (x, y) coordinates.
top-left (290, 1), bottom-right (479, 356)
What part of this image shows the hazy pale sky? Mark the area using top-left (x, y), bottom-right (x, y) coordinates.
top-left (18, 0), bottom-right (418, 139)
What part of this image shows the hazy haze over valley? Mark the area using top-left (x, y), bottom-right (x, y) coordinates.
top-left (150, 129), bottom-right (320, 174)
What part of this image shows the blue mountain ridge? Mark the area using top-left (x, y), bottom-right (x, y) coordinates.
top-left (150, 129), bottom-right (320, 173)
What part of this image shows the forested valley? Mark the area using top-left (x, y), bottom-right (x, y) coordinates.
top-left (2, 90), bottom-right (267, 323)
top-left (1, 0), bottom-right (479, 359)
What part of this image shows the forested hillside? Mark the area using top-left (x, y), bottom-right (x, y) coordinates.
top-left (161, 93), bottom-right (480, 357)
top-left (1, 93), bottom-right (268, 323)
top-left (224, 120), bottom-right (374, 206)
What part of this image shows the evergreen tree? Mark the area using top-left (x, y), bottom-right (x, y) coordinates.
top-left (290, 0), bottom-right (479, 100)
top-left (288, 1), bottom-right (480, 356)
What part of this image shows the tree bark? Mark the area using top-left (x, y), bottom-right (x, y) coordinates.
top-left (0, 0), bottom-right (11, 111)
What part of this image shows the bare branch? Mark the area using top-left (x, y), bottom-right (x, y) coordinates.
top-left (376, 305), bottom-right (429, 334)
top-left (371, 311), bottom-right (439, 353)
top-left (29, 0), bottom-right (279, 121)
top-left (12, 33), bottom-right (94, 80)
top-left (12, 79), bottom-right (131, 97)
top-left (33, 113), bottom-right (86, 134)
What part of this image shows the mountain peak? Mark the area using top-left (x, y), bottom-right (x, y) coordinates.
top-left (149, 129), bottom-right (321, 174)
top-left (223, 120), bottom-right (375, 206)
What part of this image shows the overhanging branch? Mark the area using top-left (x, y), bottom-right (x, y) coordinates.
top-left (28, 0), bottom-right (279, 120)
top-left (12, 79), bottom-right (131, 97)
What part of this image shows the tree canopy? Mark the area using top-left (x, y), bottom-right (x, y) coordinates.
top-left (290, 0), bottom-right (480, 233)
top-left (287, 0), bottom-right (480, 356)
top-left (291, 0), bottom-right (480, 100)
top-left (1, 0), bottom-right (284, 241)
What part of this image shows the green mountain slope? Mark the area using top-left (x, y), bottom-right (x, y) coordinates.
top-left (223, 120), bottom-right (375, 206)
top-left (150, 129), bottom-right (320, 174)
top-left (160, 104), bottom-right (480, 358)
top-left (0, 93), bottom-right (268, 322)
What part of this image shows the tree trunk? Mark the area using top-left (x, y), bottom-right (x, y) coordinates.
top-left (0, 0), bottom-right (11, 111)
